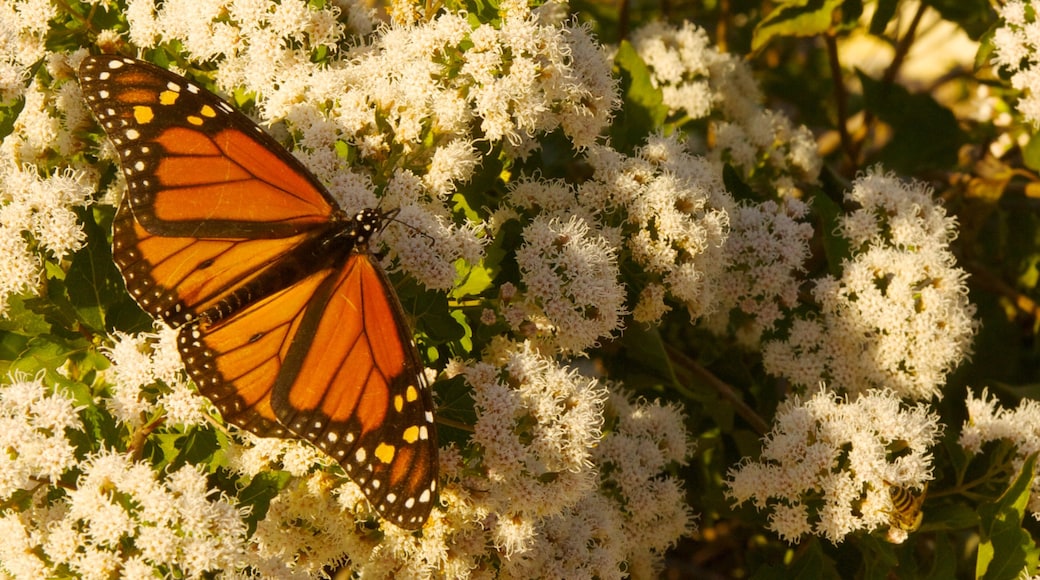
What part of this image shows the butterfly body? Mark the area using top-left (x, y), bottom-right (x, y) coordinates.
top-left (81, 55), bottom-right (438, 529)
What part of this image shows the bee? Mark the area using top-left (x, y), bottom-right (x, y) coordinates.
top-left (885, 481), bottom-right (927, 533)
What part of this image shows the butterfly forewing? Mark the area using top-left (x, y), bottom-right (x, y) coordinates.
top-left (81, 55), bottom-right (439, 529)
top-left (80, 55), bottom-right (335, 238)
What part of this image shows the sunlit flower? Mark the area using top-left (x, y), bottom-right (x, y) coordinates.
top-left (726, 387), bottom-right (940, 543)
top-left (762, 168), bottom-right (977, 399)
top-left (961, 388), bottom-right (1040, 519)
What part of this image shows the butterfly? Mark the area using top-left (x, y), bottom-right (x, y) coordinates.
top-left (79, 54), bottom-right (438, 529)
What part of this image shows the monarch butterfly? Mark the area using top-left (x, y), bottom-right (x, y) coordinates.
top-left (79, 55), bottom-right (438, 529)
top-left (885, 481), bottom-right (926, 533)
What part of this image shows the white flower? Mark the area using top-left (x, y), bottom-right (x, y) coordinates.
top-left (514, 215), bottom-right (626, 353)
top-left (762, 168), bottom-right (978, 400)
top-left (0, 372), bottom-right (81, 499)
top-left (726, 388), bottom-right (941, 544)
top-left (960, 388), bottom-right (1040, 518)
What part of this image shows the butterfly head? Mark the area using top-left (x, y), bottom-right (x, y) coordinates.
top-left (346, 207), bottom-right (399, 251)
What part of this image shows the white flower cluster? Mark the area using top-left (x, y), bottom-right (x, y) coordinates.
top-left (702, 197), bottom-right (814, 347)
top-left (992, 1), bottom-right (1040, 126)
top-left (0, 374), bottom-right (251, 577)
top-left (583, 135), bottom-right (734, 324)
top-left (628, 20), bottom-right (820, 343)
top-left (726, 388), bottom-right (940, 544)
top-left (763, 167), bottom-right (978, 399)
top-left (0, 372), bottom-right (81, 500)
top-left (0, 0), bottom-right (55, 103)
top-left (631, 20), bottom-right (821, 194)
top-left (0, 163), bottom-right (93, 314)
top-left (961, 389), bottom-right (1040, 519)
top-left (512, 215), bottom-right (627, 353)
top-left (496, 132), bottom-right (734, 347)
top-left (104, 327), bottom-right (208, 429)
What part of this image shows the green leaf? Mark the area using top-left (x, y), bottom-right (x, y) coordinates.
top-left (808, 184), bottom-right (850, 277)
top-left (237, 470), bottom-right (292, 534)
top-left (619, 323), bottom-right (680, 391)
top-left (1023, 132), bottom-right (1040, 172)
top-left (65, 207), bottom-right (129, 334)
top-left (977, 453), bottom-right (1040, 579)
top-left (859, 71), bottom-right (963, 172)
top-left (453, 259), bottom-right (494, 298)
top-left (752, 0), bottom-right (845, 53)
top-left (612, 41), bottom-right (666, 152)
top-left (921, 0), bottom-right (996, 40)
top-left (869, 0), bottom-right (900, 36)
top-left (0, 293), bottom-right (53, 336)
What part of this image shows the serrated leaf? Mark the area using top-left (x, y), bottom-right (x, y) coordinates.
top-left (808, 186), bottom-right (850, 277)
top-left (65, 208), bottom-right (126, 333)
top-left (238, 470), bottom-right (292, 533)
top-left (869, 0), bottom-right (899, 35)
top-left (921, 0), bottom-right (996, 39)
top-left (620, 324), bottom-right (680, 391)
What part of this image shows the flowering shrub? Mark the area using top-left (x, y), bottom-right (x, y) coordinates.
top-left (0, 0), bottom-right (1038, 578)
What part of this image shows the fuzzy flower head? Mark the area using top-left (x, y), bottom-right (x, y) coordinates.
top-left (0, 372), bottom-right (81, 501)
top-left (431, 348), bottom-right (695, 576)
top-left (103, 327), bottom-right (206, 429)
top-left (763, 168), bottom-right (978, 400)
top-left (581, 134), bottom-right (734, 324)
top-left (992, 1), bottom-right (1040, 126)
top-left (0, 0), bottom-right (59, 103)
top-left (960, 389), bottom-right (1040, 519)
top-left (630, 20), bottom-right (715, 118)
top-left (726, 388), bottom-right (941, 544)
top-left (512, 215), bottom-right (627, 353)
top-left (593, 387), bottom-right (695, 577)
top-left (0, 449), bottom-right (251, 578)
top-left (703, 197), bottom-right (814, 347)
top-left (465, 342), bottom-right (606, 523)
top-left (629, 20), bottom-right (821, 195)
top-left (0, 162), bottom-right (93, 315)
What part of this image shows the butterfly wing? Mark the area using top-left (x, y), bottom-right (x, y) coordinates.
top-left (81, 55), bottom-right (338, 327)
top-left (271, 252), bottom-right (438, 528)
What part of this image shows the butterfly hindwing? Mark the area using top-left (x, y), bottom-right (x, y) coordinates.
top-left (81, 55), bottom-right (439, 529)
top-left (272, 252), bottom-right (438, 528)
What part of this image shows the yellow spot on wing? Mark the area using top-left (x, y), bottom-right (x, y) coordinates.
top-left (406, 385), bottom-right (418, 402)
top-left (394, 395), bottom-right (404, 413)
top-left (200, 104), bottom-right (216, 117)
top-left (375, 443), bottom-right (396, 464)
top-left (403, 426), bottom-right (419, 443)
top-left (187, 115), bottom-right (203, 126)
top-left (159, 90), bottom-right (179, 105)
top-left (133, 106), bottom-right (154, 124)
